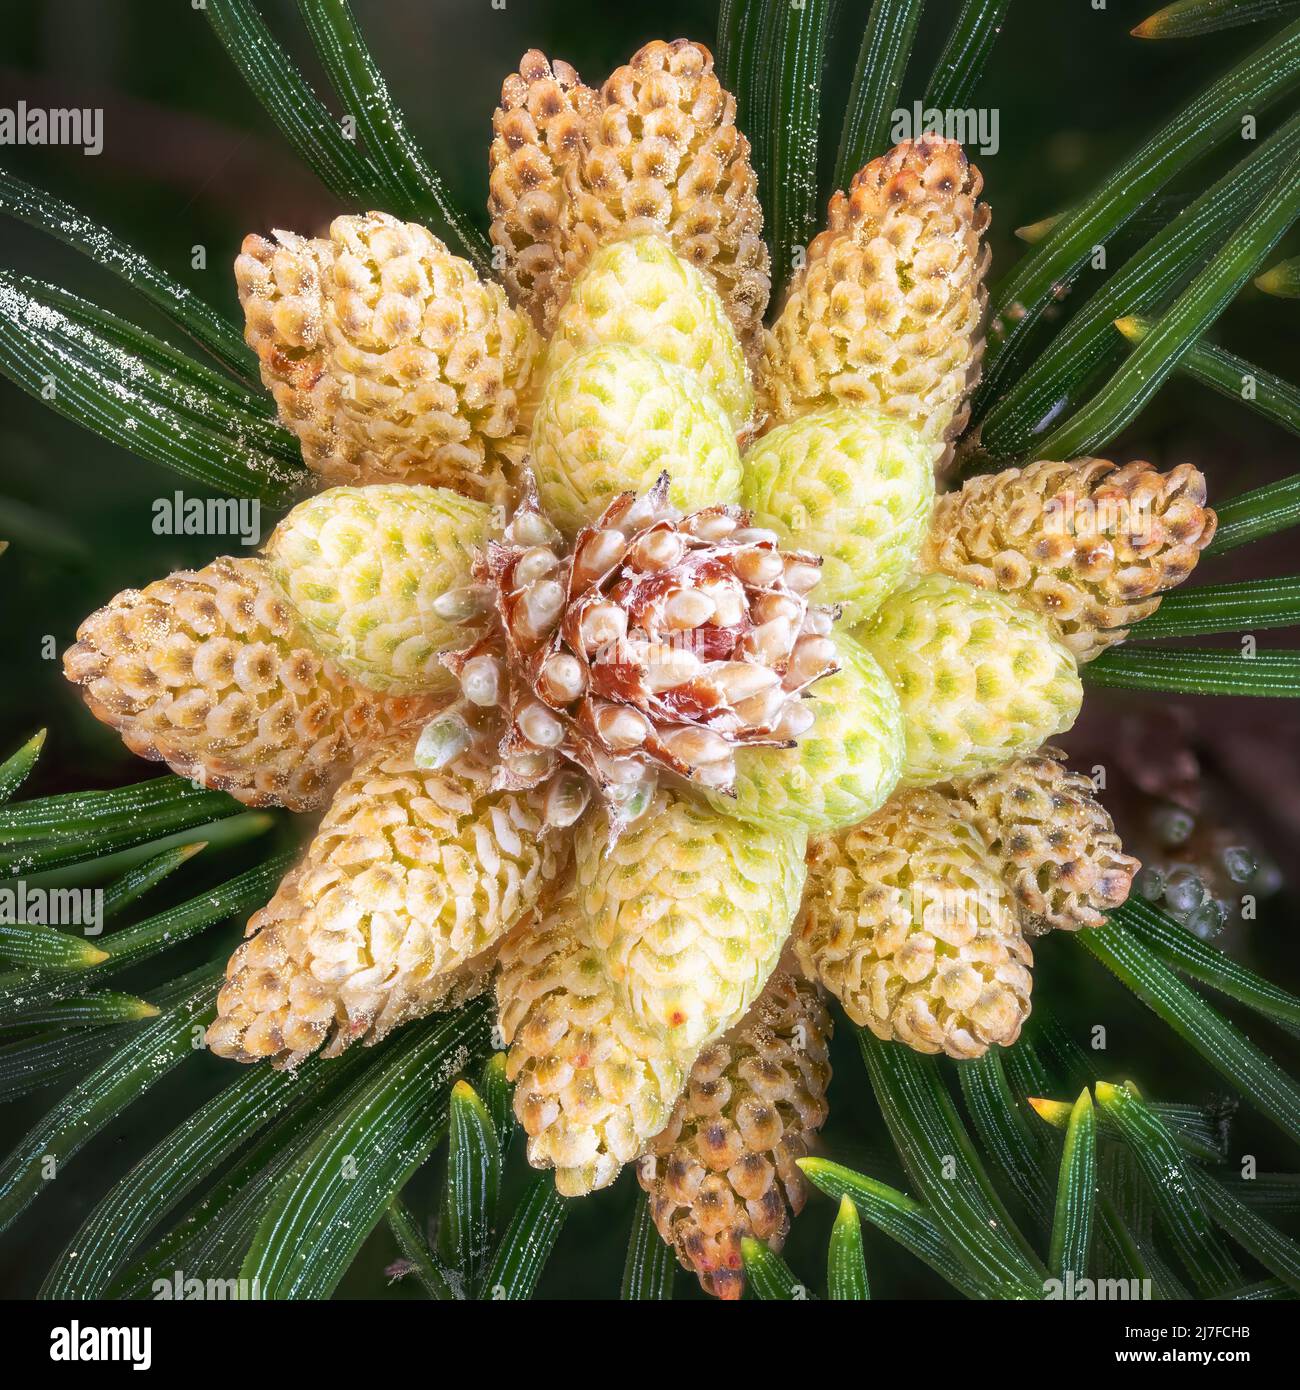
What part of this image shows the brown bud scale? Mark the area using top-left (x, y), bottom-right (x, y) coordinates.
top-left (443, 471), bottom-right (839, 839)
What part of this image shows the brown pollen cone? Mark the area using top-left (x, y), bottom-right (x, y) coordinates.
top-left (489, 40), bottom-right (770, 356)
top-left (205, 732), bottom-right (561, 1067)
top-left (62, 556), bottom-right (434, 811)
top-left (637, 968), bottom-right (832, 1300)
top-left (944, 746), bottom-right (1140, 933)
top-left (922, 457), bottom-right (1217, 661)
top-left (796, 789), bottom-right (1033, 1059)
top-left (759, 137), bottom-right (989, 475)
top-left (235, 212), bottom-right (538, 499)
top-left (488, 50), bottom-right (597, 333)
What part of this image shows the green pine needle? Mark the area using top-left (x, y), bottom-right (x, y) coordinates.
top-left (1048, 1089), bottom-right (1096, 1285)
top-left (108, 1042), bottom-right (378, 1297)
top-left (1195, 1170), bottom-right (1300, 1292)
top-left (204, 0), bottom-right (379, 207)
top-left (438, 1079), bottom-right (501, 1294)
top-left (0, 921), bottom-right (107, 972)
top-left (0, 272), bottom-right (304, 507)
top-left (477, 1170), bottom-right (568, 1301)
top-left (621, 1194), bottom-right (676, 1300)
top-left (1030, 1091), bottom-right (1233, 1165)
top-left (728, 0), bottom-right (781, 185)
top-left (43, 1050), bottom-right (352, 1299)
top-left (295, 0), bottom-right (491, 271)
top-left (479, 1051), bottom-right (515, 1160)
top-left (0, 850), bottom-right (294, 1014)
top-left (1084, 647), bottom-right (1300, 697)
top-left (858, 1031), bottom-right (1046, 1295)
top-left (0, 776), bottom-right (243, 877)
top-left (741, 1237), bottom-right (809, 1299)
top-left (98, 842), bottom-right (210, 917)
top-left (925, 0), bottom-right (1010, 110)
top-left (1115, 313), bottom-right (1300, 438)
top-left (1210, 470), bottom-right (1300, 552)
top-left (1074, 926), bottom-right (1300, 1146)
top-left (1134, 0), bottom-right (1300, 41)
top-left (0, 170), bottom-right (255, 382)
top-left (826, 1195), bottom-right (871, 1299)
top-left (1127, 575), bottom-right (1300, 639)
top-left (835, 0), bottom-right (927, 193)
top-left (978, 16), bottom-right (1300, 414)
top-left (0, 731), bottom-right (44, 806)
top-left (388, 1198), bottom-right (458, 1300)
top-left (0, 966), bottom-right (220, 1237)
top-left (765, 0), bottom-right (833, 290)
top-left (1094, 1081), bottom-right (1241, 1296)
top-left (797, 1157), bottom-right (986, 1297)
top-left (21, 810), bottom-right (270, 896)
top-left (957, 1050), bottom-right (1055, 1233)
top-left (0, 991), bottom-right (157, 1032)
top-left (242, 999), bottom-right (493, 1299)
top-left (1035, 145), bottom-right (1300, 459)
top-left (977, 113), bottom-right (1300, 461)
top-left (1113, 899), bottom-right (1300, 1030)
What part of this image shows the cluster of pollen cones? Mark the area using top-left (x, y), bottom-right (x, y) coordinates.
top-left (60, 36), bottom-right (1216, 1298)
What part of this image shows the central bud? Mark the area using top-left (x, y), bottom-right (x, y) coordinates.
top-left (433, 472), bottom-right (840, 837)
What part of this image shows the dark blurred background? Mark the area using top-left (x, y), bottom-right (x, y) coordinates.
top-left (1, 0), bottom-right (1298, 1299)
